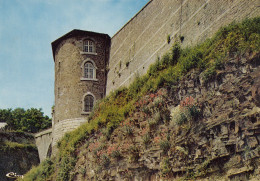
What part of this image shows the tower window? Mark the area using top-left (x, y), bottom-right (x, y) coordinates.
top-left (84, 95), bottom-right (94, 112)
top-left (84, 62), bottom-right (94, 79)
top-left (81, 59), bottom-right (98, 81)
top-left (83, 40), bottom-right (95, 53)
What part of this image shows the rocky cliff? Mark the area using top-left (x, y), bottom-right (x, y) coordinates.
top-left (71, 52), bottom-right (259, 181)
top-left (0, 131), bottom-right (39, 181)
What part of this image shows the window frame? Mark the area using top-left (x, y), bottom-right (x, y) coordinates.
top-left (82, 92), bottom-right (95, 114)
top-left (81, 39), bottom-right (97, 55)
top-left (80, 59), bottom-right (98, 81)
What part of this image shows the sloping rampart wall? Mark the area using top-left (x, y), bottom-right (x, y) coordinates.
top-left (107, 0), bottom-right (259, 94)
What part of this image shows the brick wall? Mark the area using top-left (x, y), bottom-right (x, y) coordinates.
top-left (106, 0), bottom-right (260, 94)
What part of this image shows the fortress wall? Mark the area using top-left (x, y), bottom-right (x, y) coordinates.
top-left (52, 118), bottom-right (88, 153)
top-left (106, 0), bottom-right (260, 94)
top-left (35, 128), bottom-right (52, 162)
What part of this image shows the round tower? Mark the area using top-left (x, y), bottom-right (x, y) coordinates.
top-left (51, 30), bottom-right (110, 149)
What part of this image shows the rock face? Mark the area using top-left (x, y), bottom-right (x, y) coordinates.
top-left (0, 132), bottom-right (39, 181)
top-left (72, 53), bottom-right (260, 181)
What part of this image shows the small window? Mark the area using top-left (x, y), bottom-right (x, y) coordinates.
top-left (81, 59), bottom-right (98, 81)
top-left (83, 40), bottom-right (95, 53)
top-left (84, 95), bottom-right (94, 112)
top-left (84, 62), bottom-right (94, 79)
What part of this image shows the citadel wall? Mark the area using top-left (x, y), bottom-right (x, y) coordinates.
top-left (106, 0), bottom-right (260, 94)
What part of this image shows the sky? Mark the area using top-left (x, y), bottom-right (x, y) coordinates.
top-left (0, 0), bottom-right (149, 117)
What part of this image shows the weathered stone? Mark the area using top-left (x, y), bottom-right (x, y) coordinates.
top-left (221, 125), bottom-right (228, 136)
top-left (247, 137), bottom-right (258, 148)
top-left (251, 68), bottom-right (260, 106)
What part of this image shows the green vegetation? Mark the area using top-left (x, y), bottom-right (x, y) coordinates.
top-left (160, 157), bottom-right (171, 176)
top-left (0, 108), bottom-right (51, 133)
top-left (21, 158), bottom-right (54, 181)
top-left (0, 141), bottom-right (37, 151)
top-left (167, 34), bottom-right (171, 44)
top-left (23, 17), bottom-right (260, 180)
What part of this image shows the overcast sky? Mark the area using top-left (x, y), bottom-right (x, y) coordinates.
top-left (0, 0), bottom-right (149, 117)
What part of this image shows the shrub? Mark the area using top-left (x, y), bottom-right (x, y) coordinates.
top-left (142, 133), bottom-right (151, 148)
top-left (167, 34), bottom-right (171, 44)
top-left (171, 42), bottom-right (181, 65)
top-left (22, 158), bottom-right (54, 181)
top-left (124, 125), bottom-right (134, 136)
top-left (111, 150), bottom-right (121, 159)
top-left (176, 112), bottom-right (188, 125)
top-left (79, 166), bottom-right (86, 175)
top-left (128, 146), bottom-right (140, 163)
top-left (160, 140), bottom-right (171, 154)
top-left (160, 158), bottom-right (171, 177)
top-left (101, 155), bottom-right (110, 168)
top-left (148, 111), bottom-right (161, 129)
top-left (187, 105), bottom-right (200, 121)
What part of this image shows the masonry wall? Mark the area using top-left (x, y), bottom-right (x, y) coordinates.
top-left (34, 128), bottom-right (52, 162)
top-left (54, 33), bottom-right (110, 123)
top-left (52, 118), bottom-right (87, 154)
top-left (106, 0), bottom-right (260, 94)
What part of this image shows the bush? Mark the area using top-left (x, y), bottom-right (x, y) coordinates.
top-left (111, 150), bottom-right (121, 159)
top-left (101, 155), bottom-right (110, 168)
top-left (160, 158), bottom-right (171, 176)
top-left (142, 133), bottom-right (151, 148)
top-left (22, 158), bottom-right (54, 181)
top-left (176, 112), bottom-right (188, 125)
top-left (160, 140), bottom-right (171, 154)
top-left (129, 146), bottom-right (139, 163)
top-left (124, 125), bottom-right (134, 136)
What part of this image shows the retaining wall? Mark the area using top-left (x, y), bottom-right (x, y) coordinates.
top-left (52, 118), bottom-right (88, 154)
top-left (106, 0), bottom-right (260, 94)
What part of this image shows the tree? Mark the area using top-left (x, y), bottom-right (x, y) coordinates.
top-left (0, 108), bottom-right (51, 133)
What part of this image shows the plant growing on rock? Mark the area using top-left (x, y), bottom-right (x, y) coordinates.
top-left (124, 125), bottom-right (134, 136)
top-left (142, 133), bottom-right (151, 148)
top-left (111, 150), bottom-right (121, 160)
top-left (160, 140), bottom-right (171, 154)
top-left (160, 157), bottom-right (171, 177)
top-left (171, 96), bottom-right (200, 125)
top-left (128, 146), bottom-right (140, 163)
top-left (101, 154), bottom-right (110, 168)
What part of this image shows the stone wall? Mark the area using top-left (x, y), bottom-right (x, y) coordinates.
top-left (34, 128), bottom-right (52, 162)
top-left (53, 30), bottom-right (110, 124)
top-left (106, 0), bottom-right (260, 94)
top-left (52, 118), bottom-right (88, 153)
top-left (73, 52), bottom-right (260, 181)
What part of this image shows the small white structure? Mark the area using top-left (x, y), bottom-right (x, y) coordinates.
top-left (0, 122), bottom-right (7, 130)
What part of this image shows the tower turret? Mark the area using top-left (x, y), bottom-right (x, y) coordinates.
top-left (51, 30), bottom-right (110, 149)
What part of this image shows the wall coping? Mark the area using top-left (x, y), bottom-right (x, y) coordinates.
top-left (34, 128), bottom-right (52, 138)
top-left (112, 0), bottom-right (153, 39)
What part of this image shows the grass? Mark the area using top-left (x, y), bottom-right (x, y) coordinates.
top-left (0, 141), bottom-right (37, 151)
top-left (22, 17), bottom-right (260, 181)
top-left (21, 158), bottom-right (54, 181)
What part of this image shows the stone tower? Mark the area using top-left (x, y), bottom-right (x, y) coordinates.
top-left (51, 30), bottom-right (110, 148)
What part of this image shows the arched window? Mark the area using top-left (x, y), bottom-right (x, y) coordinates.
top-left (84, 94), bottom-right (94, 112)
top-left (81, 59), bottom-right (97, 81)
top-left (84, 62), bottom-right (94, 79)
top-left (83, 40), bottom-right (95, 53)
